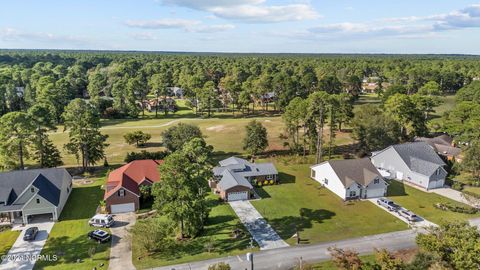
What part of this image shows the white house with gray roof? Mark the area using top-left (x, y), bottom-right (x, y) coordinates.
top-left (371, 142), bottom-right (447, 190)
top-left (211, 157), bottom-right (278, 201)
top-left (0, 168), bottom-right (72, 224)
top-left (310, 158), bottom-right (388, 200)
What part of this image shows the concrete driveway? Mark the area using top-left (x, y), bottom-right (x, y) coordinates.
top-left (108, 212), bottom-right (136, 270)
top-left (0, 221), bottom-right (54, 270)
top-left (367, 199), bottom-right (436, 229)
top-left (431, 188), bottom-right (480, 208)
top-left (229, 200), bottom-right (289, 250)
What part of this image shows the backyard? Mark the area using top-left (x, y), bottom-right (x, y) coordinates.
top-left (386, 180), bottom-right (480, 224)
top-left (251, 158), bottom-right (408, 245)
top-left (132, 194), bottom-right (257, 269)
top-left (34, 169), bottom-right (111, 270)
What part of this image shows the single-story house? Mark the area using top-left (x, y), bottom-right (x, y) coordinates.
top-left (310, 158), bottom-right (388, 200)
top-left (415, 134), bottom-right (462, 161)
top-left (210, 157), bottom-right (278, 201)
top-left (0, 168), bottom-right (72, 225)
top-left (104, 160), bottom-right (162, 214)
top-left (371, 142), bottom-right (447, 190)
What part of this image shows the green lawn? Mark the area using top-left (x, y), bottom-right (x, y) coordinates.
top-left (0, 229), bottom-right (20, 258)
top-left (132, 194), bottom-right (257, 269)
top-left (464, 186), bottom-right (480, 196)
top-left (387, 180), bottom-right (480, 224)
top-left (34, 170), bottom-right (110, 270)
top-left (251, 159), bottom-right (407, 245)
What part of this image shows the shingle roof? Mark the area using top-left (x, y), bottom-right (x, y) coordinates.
top-left (391, 142), bottom-right (446, 176)
top-left (326, 158), bottom-right (382, 188)
top-left (105, 160), bottom-right (163, 199)
top-left (0, 168), bottom-right (70, 211)
top-left (214, 157), bottom-right (277, 191)
top-left (415, 135), bottom-right (461, 157)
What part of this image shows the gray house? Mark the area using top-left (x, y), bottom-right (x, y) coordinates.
top-left (210, 157), bottom-right (278, 201)
top-left (371, 142), bottom-right (447, 190)
top-left (0, 168), bottom-right (72, 224)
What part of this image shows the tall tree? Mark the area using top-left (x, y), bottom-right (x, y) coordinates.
top-left (161, 123), bottom-right (203, 152)
top-left (0, 112), bottom-right (35, 170)
top-left (243, 120), bottom-right (269, 157)
top-left (307, 91), bottom-right (330, 163)
top-left (63, 99), bottom-right (108, 172)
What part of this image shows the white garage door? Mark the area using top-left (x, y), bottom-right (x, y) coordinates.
top-left (366, 187), bottom-right (386, 198)
top-left (111, 203), bottom-right (135, 214)
top-left (227, 191), bottom-right (248, 202)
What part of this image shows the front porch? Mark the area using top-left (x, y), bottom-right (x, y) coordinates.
top-left (0, 211), bottom-right (24, 226)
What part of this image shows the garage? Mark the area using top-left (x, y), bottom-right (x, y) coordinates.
top-left (110, 203), bottom-right (135, 214)
top-left (227, 191), bottom-right (249, 201)
top-left (365, 187), bottom-right (387, 198)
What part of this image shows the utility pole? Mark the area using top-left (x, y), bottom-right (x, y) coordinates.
top-left (247, 252), bottom-right (254, 270)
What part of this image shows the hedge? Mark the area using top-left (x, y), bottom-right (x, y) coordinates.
top-left (125, 150), bottom-right (168, 163)
top-left (434, 202), bottom-right (479, 214)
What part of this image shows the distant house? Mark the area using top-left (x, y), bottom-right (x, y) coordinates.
top-left (415, 134), bottom-right (462, 161)
top-left (104, 160), bottom-right (162, 213)
top-left (310, 158), bottom-right (388, 200)
top-left (167, 87), bottom-right (184, 98)
top-left (0, 168), bottom-right (72, 224)
top-left (210, 157), bottom-right (278, 201)
top-left (371, 142), bottom-right (447, 190)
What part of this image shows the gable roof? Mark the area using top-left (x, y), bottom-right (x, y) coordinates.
top-left (214, 157), bottom-right (277, 191)
top-left (325, 158), bottom-right (383, 188)
top-left (105, 160), bottom-right (162, 199)
top-left (32, 174), bottom-right (61, 206)
top-left (415, 135), bottom-right (461, 157)
top-left (389, 142), bottom-right (446, 176)
top-left (0, 168), bottom-right (70, 210)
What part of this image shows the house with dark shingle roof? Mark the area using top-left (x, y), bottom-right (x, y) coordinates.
top-left (0, 168), bottom-right (72, 224)
top-left (211, 157), bottom-right (278, 201)
top-left (415, 134), bottom-right (462, 161)
top-left (104, 159), bottom-right (162, 213)
top-left (310, 158), bottom-right (388, 200)
top-left (371, 142), bottom-right (447, 190)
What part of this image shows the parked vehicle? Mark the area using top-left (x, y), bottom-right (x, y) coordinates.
top-left (88, 229), bottom-right (111, 243)
top-left (398, 209), bottom-right (418, 222)
top-left (377, 198), bottom-right (400, 211)
top-left (89, 214), bottom-right (115, 228)
top-left (23, 227), bottom-right (39, 241)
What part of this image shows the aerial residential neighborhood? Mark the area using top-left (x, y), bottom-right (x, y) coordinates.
top-left (1, 1), bottom-right (480, 270)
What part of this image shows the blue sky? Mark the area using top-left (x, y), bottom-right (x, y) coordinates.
top-left (1, 0), bottom-right (480, 54)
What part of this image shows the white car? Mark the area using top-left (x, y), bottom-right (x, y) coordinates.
top-left (398, 209), bottom-right (418, 222)
top-left (89, 214), bottom-right (115, 228)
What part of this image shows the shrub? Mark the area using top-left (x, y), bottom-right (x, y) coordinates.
top-left (208, 262), bottom-right (231, 270)
top-left (434, 202), bottom-right (479, 214)
top-left (124, 150), bottom-right (168, 163)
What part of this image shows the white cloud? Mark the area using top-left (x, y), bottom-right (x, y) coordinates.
top-left (125, 19), bottom-right (200, 29)
top-left (129, 32), bottom-right (159, 40)
top-left (126, 18), bottom-right (235, 33)
top-left (162, 0), bottom-right (319, 23)
top-left (0, 27), bottom-right (90, 44)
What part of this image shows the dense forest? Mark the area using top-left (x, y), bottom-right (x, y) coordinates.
top-left (1, 50), bottom-right (480, 171)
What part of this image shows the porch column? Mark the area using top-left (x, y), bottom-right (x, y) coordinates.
top-left (10, 212), bottom-right (14, 222)
top-left (23, 213), bottom-right (28, 225)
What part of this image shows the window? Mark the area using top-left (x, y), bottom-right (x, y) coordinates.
top-left (311, 170), bottom-right (316, 178)
top-left (324, 178), bottom-right (328, 185)
top-left (118, 189), bottom-right (125, 197)
top-left (349, 191), bottom-right (357, 197)
top-left (374, 179), bottom-right (380, 184)
top-left (30, 187), bottom-right (35, 193)
top-left (266, 175), bottom-right (273, 180)
top-left (36, 199), bottom-right (40, 204)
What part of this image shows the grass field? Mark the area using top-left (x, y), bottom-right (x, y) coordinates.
top-left (387, 180), bottom-right (480, 224)
top-left (132, 194), bottom-right (257, 269)
top-left (35, 170), bottom-right (110, 270)
top-left (251, 158), bottom-right (407, 245)
top-left (311, 255), bottom-right (376, 269)
top-left (0, 229), bottom-right (21, 258)
top-left (464, 186), bottom-right (480, 196)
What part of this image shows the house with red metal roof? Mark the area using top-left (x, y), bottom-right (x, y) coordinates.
top-left (104, 160), bottom-right (162, 213)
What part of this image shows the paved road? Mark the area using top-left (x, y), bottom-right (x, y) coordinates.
top-left (229, 200), bottom-right (289, 250)
top-left (431, 188), bottom-right (480, 208)
top-left (0, 221), bottom-right (54, 270)
top-left (152, 229), bottom-right (417, 270)
top-left (108, 213), bottom-right (136, 270)
top-left (367, 199), bottom-right (437, 228)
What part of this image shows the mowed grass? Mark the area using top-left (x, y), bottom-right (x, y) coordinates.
top-left (387, 180), bottom-right (480, 224)
top-left (0, 229), bottom-right (21, 258)
top-left (35, 170), bottom-right (110, 270)
top-left (49, 114), bottom-right (287, 166)
top-left (251, 159), bottom-right (407, 245)
top-left (311, 255), bottom-right (376, 269)
top-left (464, 186), bottom-right (480, 196)
top-left (132, 194), bottom-right (257, 269)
